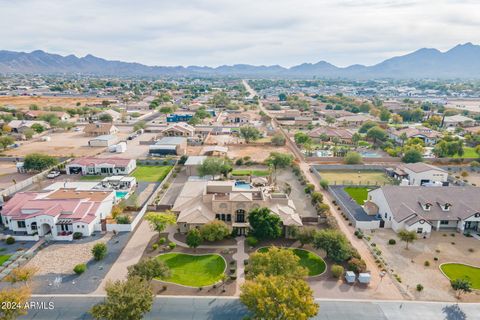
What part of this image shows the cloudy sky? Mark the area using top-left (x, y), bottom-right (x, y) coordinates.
top-left (1, 0), bottom-right (479, 67)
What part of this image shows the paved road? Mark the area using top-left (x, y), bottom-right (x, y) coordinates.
top-left (23, 296), bottom-right (480, 319)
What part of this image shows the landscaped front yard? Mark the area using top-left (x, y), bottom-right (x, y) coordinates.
top-left (440, 263), bottom-right (480, 289)
top-left (131, 166), bottom-right (172, 182)
top-left (0, 254), bottom-right (12, 266)
top-left (344, 187), bottom-right (370, 205)
top-left (452, 147), bottom-right (479, 159)
top-left (258, 247), bottom-right (326, 276)
top-left (155, 253), bottom-right (226, 287)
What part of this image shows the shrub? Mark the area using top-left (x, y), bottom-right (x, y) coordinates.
top-left (388, 239), bottom-right (396, 245)
top-left (347, 257), bottom-right (367, 273)
top-left (168, 242), bottom-right (176, 250)
top-left (434, 257), bottom-right (439, 261)
top-left (246, 236), bottom-right (258, 247)
top-left (92, 243), bottom-right (108, 261)
top-left (424, 261), bottom-right (430, 267)
top-left (152, 244), bottom-right (158, 250)
top-left (6, 237), bottom-right (15, 245)
top-left (158, 237), bottom-right (166, 245)
top-left (304, 183), bottom-right (315, 194)
top-left (73, 232), bottom-right (83, 240)
top-left (320, 179), bottom-right (329, 190)
top-left (331, 264), bottom-right (344, 279)
top-left (311, 192), bottom-right (323, 204)
top-left (416, 284), bottom-right (424, 292)
top-left (199, 220), bottom-right (231, 242)
top-left (73, 263), bottom-right (87, 274)
top-left (116, 215), bottom-right (130, 224)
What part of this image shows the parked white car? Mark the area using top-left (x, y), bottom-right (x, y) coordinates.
top-left (47, 171), bottom-right (60, 179)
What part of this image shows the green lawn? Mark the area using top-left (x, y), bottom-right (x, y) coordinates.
top-left (319, 170), bottom-right (392, 186)
top-left (440, 263), bottom-right (480, 289)
top-left (452, 147), bottom-right (479, 159)
top-left (131, 166), bottom-right (173, 182)
top-left (156, 253), bottom-right (226, 287)
top-left (0, 254), bottom-right (12, 266)
top-left (258, 247), bottom-right (326, 276)
top-left (231, 169), bottom-right (270, 177)
top-left (344, 187), bottom-right (370, 205)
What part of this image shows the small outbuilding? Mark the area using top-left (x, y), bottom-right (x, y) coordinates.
top-left (358, 273), bottom-right (371, 284)
top-left (184, 156), bottom-right (207, 176)
top-left (88, 135), bottom-right (118, 147)
top-left (345, 271), bottom-right (356, 284)
top-left (149, 137), bottom-right (187, 156)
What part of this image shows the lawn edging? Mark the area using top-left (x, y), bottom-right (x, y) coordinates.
top-left (439, 262), bottom-right (480, 291)
top-left (255, 246), bottom-right (327, 278)
top-left (153, 252), bottom-right (228, 288)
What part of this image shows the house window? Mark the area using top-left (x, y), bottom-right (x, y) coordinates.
top-left (416, 228), bottom-right (423, 234)
top-left (221, 214), bottom-right (226, 221)
top-left (17, 221), bottom-right (26, 228)
top-left (215, 214), bottom-right (220, 220)
top-left (226, 214), bottom-right (231, 222)
top-left (384, 213), bottom-right (387, 219)
top-left (31, 222), bottom-right (37, 230)
top-left (440, 220), bottom-right (449, 225)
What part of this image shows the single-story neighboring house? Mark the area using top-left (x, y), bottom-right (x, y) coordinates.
top-left (160, 123), bottom-right (195, 137)
top-left (149, 137), bottom-right (187, 156)
top-left (84, 123), bottom-right (119, 136)
top-left (8, 120), bottom-right (50, 134)
top-left (388, 126), bottom-right (441, 146)
top-left (23, 110), bottom-right (71, 121)
top-left (367, 186), bottom-right (480, 236)
top-left (308, 126), bottom-right (354, 143)
top-left (0, 188), bottom-right (115, 240)
top-left (225, 113), bottom-right (251, 124)
top-left (88, 135), bottom-right (118, 147)
top-left (172, 179), bottom-right (302, 237)
top-left (336, 114), bottom-right (374, 127)
top-left (389, 163), bottom-right (448, 186)
top-left (201, 145), bottom-right (228, 156)
top-left (184, 156), bottom-right (207, 176)
top-left (443, 115), bottom-right (476, 128)
top-left (66, 156), bottom-right (137, 175)
top-left (98, 109), bottom-right (122, 122)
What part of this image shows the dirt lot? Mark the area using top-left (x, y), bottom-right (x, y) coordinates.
top-left (367, 229), bottom-right (480, 302)
top-left (4, 129), bottom-right (129, 158)
top-left (0, 96), bottom-right (107, 110)
top-left (0, 162), bottom-right (35, 190)
top-left (226, 144), bottom-right (292, 162)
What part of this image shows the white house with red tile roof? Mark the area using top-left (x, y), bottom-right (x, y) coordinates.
top-left (1, 189), bottom-right (115, 240)
top-left (66, 157), bottom-right (136, 175)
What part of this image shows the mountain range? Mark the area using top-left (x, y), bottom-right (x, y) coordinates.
top-left (1, 43), bottom-right (480, 79)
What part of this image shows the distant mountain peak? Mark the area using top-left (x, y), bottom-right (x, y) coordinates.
top-left (0, 43), bottom-right (479, 79)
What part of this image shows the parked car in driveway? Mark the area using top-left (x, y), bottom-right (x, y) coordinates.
top-left (47, 170), bottom-right (60, 179)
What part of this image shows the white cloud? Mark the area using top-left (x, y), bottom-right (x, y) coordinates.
top-left (0, 0), bottom-right (479, 67)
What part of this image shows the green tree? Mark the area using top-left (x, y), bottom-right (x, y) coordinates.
top-left (99, 113), bottom-right (113, 123)
top-left (271, 133), bottom-right (286, 146)
top-left (240, 275), bottom-right (319, 320)
top-left (90, 277), bottom-right (154, 320)
top-left (379, 109), bottom-right (391, 122)
top-left (266, 152), bottom-right (294, 177)
top-left (239, 125), bottom-right (262, 143)
top-left (197, 157), bottom-right (232, 179)
top-left (31, 123), bottom-right (45, 133)
top-left (402, 149), bottom-right (423, 163)
top-left (344, 151), bottom-right (362, 164)
top-left (199, 220), bottom-right (231, 242)
top-left (451, 278), bottom-right (472, 299)
top-left (0, 136), bottom-right (14, 150)
top-left (366, 126), bottom-right (387, 144)
top-left (246, 247), bottom-right (308, 279)
top-left (23, 153), bottom-right (58, 172)
top-left (351, 133), bottom-right (361, 146)
top-left (296, 226), bottom-right (317, 247)
top-left (159, 106), bottom-right (174, 114)
top-left (133, 121), bottom-right (146, 132)
top-left (186, 228), bottom-right (203, 251)
top-left (92, 243), bottom-right (108, 260)
top-left (0, 286), bottom-right (31, 320)
top-left (294, 132), bottom-right (311, 145)
top-left (145, 211), bottom-right (176, 237)
top-left (358, 121), bottom-right (377, 133)
top-left (313, 229), bottom-right (352, 263)
top-left (248, 207), bottom-right (282, 240)
top-left (397, 229), bottom-right (417, 249)
top-left (127, 258), bottom-right (170, 281)
top-left (210, 92), bottom-right (230, 108)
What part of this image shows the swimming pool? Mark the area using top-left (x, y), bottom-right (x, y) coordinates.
top-left (360, 151), bottom-right (381, 158)
top-left (115, 191), bottom-right (129, 199)
top-left (235, 182), bottom-right (252, 190)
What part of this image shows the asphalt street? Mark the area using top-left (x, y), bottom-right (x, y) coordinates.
top-left (20, 296), bottom-right (480, 320)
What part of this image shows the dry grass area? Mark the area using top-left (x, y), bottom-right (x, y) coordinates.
top-left (368, 229), bottom-right (480, 302)
top-left (26, 234), bottom-right (112, 275)
top-left (0, 96), bottom-right (106, 110)
top-left (445, 99), bottom-right (480, 113)
top-left (227, 144), bottom-right (292, 162)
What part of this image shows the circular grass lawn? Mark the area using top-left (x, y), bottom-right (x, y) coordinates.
top-left (155, 253), bottom-right (226, 287)
top-left (257, 247), bottom-right (326, 276)
top-left (440, 263), bottom-right (480, 290)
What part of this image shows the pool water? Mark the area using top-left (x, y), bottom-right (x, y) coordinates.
top-left (235, 182), bottom-right (252, 190)
top-left (360, 151), bottom-right (381, 158)
top-left (115, 191), bottom-right (129, 199)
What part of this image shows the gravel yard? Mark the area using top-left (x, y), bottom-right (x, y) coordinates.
top-left (26, 234), bottom-right (112, 275)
